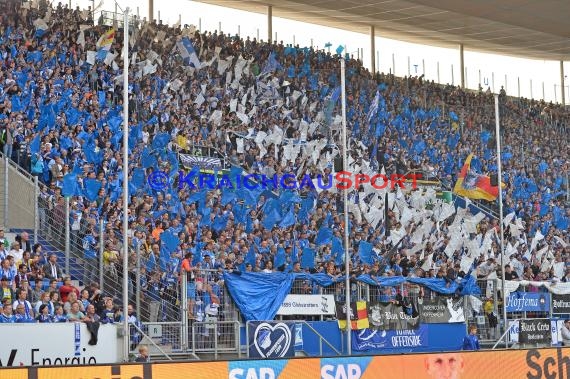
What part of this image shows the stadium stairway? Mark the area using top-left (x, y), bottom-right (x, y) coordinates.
top-left (10, 228), bottom-right (84, 283)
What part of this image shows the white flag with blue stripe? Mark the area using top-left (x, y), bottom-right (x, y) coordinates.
top-left (176, 37), bottom-right (201, 69)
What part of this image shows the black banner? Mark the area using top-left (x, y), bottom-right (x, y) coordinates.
top-left (248, 322), bottom-right (295, 358)
top-left (552, 294), bottom-right (570, 314)
top-left (519, 319), bottom-right (552, 344)
top-left (368, 302), bottom-right (420, 330)
top-left (419, 297), bottom-right (466, 323)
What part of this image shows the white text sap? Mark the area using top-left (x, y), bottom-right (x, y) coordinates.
top-left (321, 364), bottom-right (362, 379)
top-left (229, 367), bottom-right (275, 379)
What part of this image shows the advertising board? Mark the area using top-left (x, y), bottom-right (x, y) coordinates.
top-left (5, 347), bottom-right (570, 379)
top-left (276, 295), bottom-right (335, 316)
top-left (0, 323), bottom-right (120, 367)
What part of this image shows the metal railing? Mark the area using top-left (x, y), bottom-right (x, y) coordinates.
top-left (0, 153), bottom-right (37, 231)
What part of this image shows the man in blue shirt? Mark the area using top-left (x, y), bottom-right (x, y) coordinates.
top-left (462, 325), bottom-right (480, 350)
top-left (82, 228), bottom-right (98, 286)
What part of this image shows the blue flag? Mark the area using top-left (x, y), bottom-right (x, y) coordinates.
top-left (146, 252), bottom-right (157, 272)
top-left (301, 248), bottom-right (315, 269)
top-left (275, 247), bottom-right (286, 269)
top-left (62, 174), bottom-right (81, 197)
top-left (279, 209), bottom-right (296, 228)
top-left (358, 241), bottom-right (374, 265)
top-left (152, 133), bottom-right (170, 150)
top-left (245, 245), bottom-right (256, 266)
top-left (83, 178), bottom-right (102, 201)
top-left (161, 230), bottom-right (180, 253)
top-left (315, 227), bottom-right (333, 246)
top-left (30, 134), bottom-right (41, 154)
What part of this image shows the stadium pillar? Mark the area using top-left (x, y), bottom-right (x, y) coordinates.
top-left (267, 6), bottom-right (273, 44)
top-left (494, 94), bottom-right (507, 347)
top-left (340, 58), bottom-right (351, 355)
top-left (459, 44), bottom-right (465, 88)
top-left (561, 61), bottom-right (566, 105)
top-left (122, 7), bottom-right (131, 363)
top-left (370, 26), bottom-right (376, 74)
top-left (149, 0), bottom-right (153, 22)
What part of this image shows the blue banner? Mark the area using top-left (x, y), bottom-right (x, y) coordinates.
top-left (506, 292), bottom-right (550, 312)
top-left (224, 271), bottom-right (480, 321)
top-left (352, 325), bottom-right (429, 351)
top-left (248, 322), bottom-right (295, 359)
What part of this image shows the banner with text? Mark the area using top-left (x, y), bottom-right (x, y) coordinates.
top-left (419, 297), bottom-right (466, 323)
top-left (505, 291), bottom-right (550, 313)
top-left (276, 295), bottom-right (335, 316)
top-left (368, 302), bottom-right (420, 330)
top-left (552, 294), bottom-right (570, 314)
top-left (518, 319), bottom-right (553, 344)
top-left (0, 324), bottom-right (120, 367)
top-left (8, 347), bottom-right (570, 378)
top-left (248, 322), bottom-right (295, 359)
top-left (351, 325), bottom-right (429, 351)
top-left (509, 319), bottom-right (562, 345)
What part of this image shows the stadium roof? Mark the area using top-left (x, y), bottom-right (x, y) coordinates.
top-left (195, 0), bottom-right (570, 61)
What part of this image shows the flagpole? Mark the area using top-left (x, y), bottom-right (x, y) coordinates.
top-left (340, 57), bottom-right (351, 355)
top-left (494, 94), bottom-right (507, 347)
top-left (122, 7), bottom-right (130, 362)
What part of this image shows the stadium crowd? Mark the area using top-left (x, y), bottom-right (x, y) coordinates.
top-left (0, 0), bottom-right (568, 322)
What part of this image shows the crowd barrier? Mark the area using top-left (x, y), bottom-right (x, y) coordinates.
top-left (4, 347), bottom-right (570, 379)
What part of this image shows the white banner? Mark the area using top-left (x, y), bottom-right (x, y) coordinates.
top-left (276, 295), bottom-right (335, 316)
top-left (0, 324), bottom-right (121, 366)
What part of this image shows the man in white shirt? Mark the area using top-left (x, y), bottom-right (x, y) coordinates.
top-left (8, 242), bottom-right (23, 266)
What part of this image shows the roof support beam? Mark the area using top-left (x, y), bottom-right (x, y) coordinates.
top-left (561, 61), bottom-right (566, 105)
top-left (267, 5), bottom-right (273, 44)
top-left (370, 26), bottom-right (376, 75)
top-left (459, 43), bottom-right (465, 88)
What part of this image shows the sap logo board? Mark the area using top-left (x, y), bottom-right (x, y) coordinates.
top-left (249, 322), bottom-right (294, 358)
top-left (321, 357), bottom-right (372, 379)
top-left (228, 360), bottom-right (289, 379)
top-left (229, 368), bottom-right (275, 379)
top-left (321, 364), bottom-right (361, 379)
